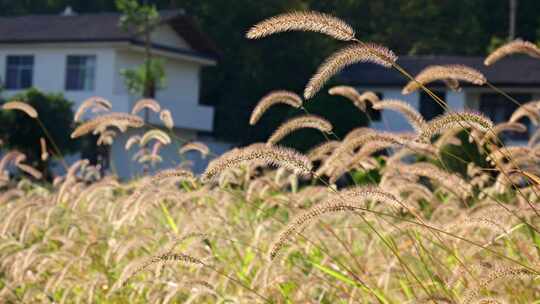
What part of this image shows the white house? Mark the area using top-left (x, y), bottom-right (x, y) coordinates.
top-left (339, 55), bottom-right (540, 143)
top-left (0, 8), bottom-right (227, 178)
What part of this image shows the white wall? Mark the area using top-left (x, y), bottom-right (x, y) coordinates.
top-left (113, 49), bottom-right (214, 131)
top-left (150, 24), bottom-right (192, 50)
top-left (0, 42), bottom-right (216, 179)
top-left (0, 44), bottom-right (132, 113)
top-left (0, 42), bottom-right (214, 129)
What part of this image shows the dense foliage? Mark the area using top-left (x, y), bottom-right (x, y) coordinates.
top-left (0, 89), bottom-right (77, 174)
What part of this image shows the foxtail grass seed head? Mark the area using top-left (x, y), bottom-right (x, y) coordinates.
top-left (418, 111), bottom-right (493, 143)
top-left (131, 98), bottom-right (161, 114)
top-left (509, 101), bottom-right (540, 125)
top-left (71, 113), bottom-right (143, 138)
top-left (267, 115), bottom-right (332, 145)
top-left (249, 90), bottom-right (302, 125)
top-left (159, 109), bottom-right (174, 129)
top-left (75, 96), bottom-right (112, 122)
top-left (179, 142), bottom-right (210, 158)
top-left (328, 85), bottom-right (367, 111)
top-left (16, 163), bottom-right (42, 179)
top-left (373, 99), bottom-right (426, 132)
top-left (2, 101), bottom-right (38, 118)
top-left (125, 135), bottom-right (141, 151)
top-left (402, 65), bottom-right (486, 95)
top-left (304, 43), bottom-right (397, 99)
top-left (140, 129), bottom-right (171, 146)
top-left (485, 39), bottom-right (540, 66)
top-left (269, 186), bottom-right (400, 260)
top-left (202, 144), bottom-right (312, 183)
top-left (246, 11), bottom-right (355, 41)
top-left (40, 138), bottom-right (48, 161)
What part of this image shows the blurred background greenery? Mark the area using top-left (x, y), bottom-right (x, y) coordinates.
top-left (1, 0), bottom-right (537, 148)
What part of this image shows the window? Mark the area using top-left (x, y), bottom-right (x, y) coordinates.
top-left (366, 92), bottom-right (383, 121)
top-left (420, 90), bottom-right (446, 120)
top-left (479, 93), bottom-right (531, 141)
top-left (65, 55), bottom-right (96, 91)
top-left (5, 55), bottom-right (34, 90)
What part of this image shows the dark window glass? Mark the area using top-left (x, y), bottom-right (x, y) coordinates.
top-left (420, 90), bottom-right (446, 120)
top-left (479, 93), bottom-right (531, 141)
top-left (366, 92), bottom-right (383, 121)
top-left (65, 55), bottom-right (96, 91)
top-left (5, 55), bottom-right (34, 89)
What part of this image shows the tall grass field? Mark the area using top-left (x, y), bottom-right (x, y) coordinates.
top-left (0, 11), bottom-right (540, 304)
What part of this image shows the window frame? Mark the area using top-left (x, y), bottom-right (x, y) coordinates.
top-left (5, 55), bottom-right (34, 90)
top-left (65, 55), bottom-right (96, 91)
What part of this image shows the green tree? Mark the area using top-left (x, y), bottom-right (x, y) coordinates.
top-left (0, 89), bottom-right (77, 177)
top-left (116, 0), bottom-right (165, 102)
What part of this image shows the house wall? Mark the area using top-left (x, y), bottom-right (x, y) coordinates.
top-left (0, 42), bottom-right (216, 179)
top-left (150, 24), bottom-right (192, 50)
top-left (113, 49), bottom-right (214, 131)
top-left (0, 44), bottom-right (131, 113)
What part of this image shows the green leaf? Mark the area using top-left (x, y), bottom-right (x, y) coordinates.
top-left (159, 201), bottom-right (178, 234)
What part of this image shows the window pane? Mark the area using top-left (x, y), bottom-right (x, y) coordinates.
top-left (5, 68), bottom-right (17, 89)
top-left (66, 55), bottom-right (96, 91)
top-left (5, 55), bottom-right (33, 89)
top-left (20, 69), bottom-right (32, 88)
top-left (20, 56), bottom-right (33, 65)
top-left (420, 91), bottom-right (446, 120)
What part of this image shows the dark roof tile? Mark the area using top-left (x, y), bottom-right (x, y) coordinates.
top-left (0, 10), bottom-right (219, 59)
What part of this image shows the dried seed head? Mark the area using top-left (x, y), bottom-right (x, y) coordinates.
top-left (485, 39), bottom-right (540, 66)
top-left (249, 90), bottom-right (302, 125)
top-left (418, 111), bottom-right (493, 143)
top-left (159, 109), bottom-right (174, 129)
top-left (16, 163), bottom-right (42, 179)
top-left (179, 142), bottom-right (210, 158)
top-left (373, 99), bottom-right (426, 132)
top-left (140, 129), bottom-right (171, 146)
top-left (328, 85), bottom-right (367, 111)
top-left (202, 144), bottom-right (312, 183)
top-left (269, 186), bottom-right (400, 260)
top-left (402, 65), bottom-right (486, 95)
top-left (97, 130), bottom-right (116, 146)
top-left (307, 140), bottom-right (339, 161)
top-left (509, 101), bottom-right (540, 125)
top-left (71, 113), bottom-right (143, 138)
top-left (246, 11), bottom-right (355, 41)
top-left (267, 115), bottom-right (332, 145)
top-left (125, 135), bottom-right (141, 150)
top-left (305, 43), bottom-right (396, 99)
top-left (40, 138), bottom-right (48, 161)
top-left (75, 96), bottom-right (112, 122)
top-left (2, 101), bottom-right (38, 118)
top-left (131, 98), bottom-right (161, 114)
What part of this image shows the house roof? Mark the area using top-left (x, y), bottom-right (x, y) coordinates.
top-left (0, 9), bottom-right (219, 61)
top-left (339, 55), bottom-right (540, 88)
